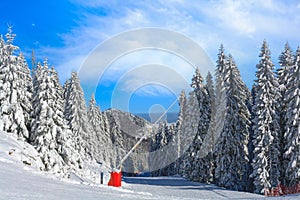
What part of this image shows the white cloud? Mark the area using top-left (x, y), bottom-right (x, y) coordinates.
top-left (198, 0), bottom-right (256, 36)
top-left (68, 27), bottom-right (215, 103)
top-left (35, 0), bottom-right (300, 92)
top-left (115, 63), bottom-right (191, 96)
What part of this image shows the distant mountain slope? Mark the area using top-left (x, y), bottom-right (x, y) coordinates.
top-left (104, 109), bottom-right (153, 138)
top-left (135, 112), bottom-right (178, 123)
top-left (104, 109), bottom-right (153, 173)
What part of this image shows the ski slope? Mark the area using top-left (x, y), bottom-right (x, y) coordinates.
top-left (0, 160), bottom-right (263, 200)
top-left (0, 131), bottom-right (299, 199)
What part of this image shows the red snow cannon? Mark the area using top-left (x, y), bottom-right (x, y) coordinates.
top-left (108, 171), bottom-right (122, 187)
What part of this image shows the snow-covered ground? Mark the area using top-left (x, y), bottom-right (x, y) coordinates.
top-left (0, 160), bottom-right (262, 200)
top-left (0, 131), bottom-right (299, 200)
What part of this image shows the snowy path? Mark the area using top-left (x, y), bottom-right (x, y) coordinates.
top-left (123, 176), bottom-right (264, 199)
top-left (0, 158), bottom-right (267, 200)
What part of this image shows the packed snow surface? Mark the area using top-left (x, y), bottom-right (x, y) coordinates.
top-left (0, 160), bottom-right (263, 200)
top-left (0, 131), bottom-right (299, 199)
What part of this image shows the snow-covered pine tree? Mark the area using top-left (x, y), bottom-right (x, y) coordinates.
top-left (64, 72), bottom-right (94, 159)
top-left (214, 53), bottom-right (251, 191)
top-left (88, 94), bottom-right (114, 166)
top-left (278, 43), bottom-right (294, 90)
top-left (50, 67), bottom-right (63, 104)
top-left (188, 68), bottom-right (212, 182)
top-left (0, 27), bottom-right (31, 140)
top-left (247, 84), bottom-right (257, 192)
top-left (99, 110), bottom-right (113, 166)
top-left (180, 91), bottom-right (200, 179)
top-left (251, 40), bottom-right (281, 193)
top-left (17, 53), bottom-right (33, 132)
top-left (228, 54), bottom-right (252, 191)
top-left (193, 72), bottom-right (216, 184)
top-left (165, 123), bottom-right (177, 175)
top-left (176, 90), bottom-right (187, 174)
top-left (213, 45), bottom-right (227, 184)
top-left (150, 121), bottom-right (168, 176)
top-left (213, 45), bottom-right (228, 153)
top-left (277, 43), bottom-right (294, 185)
top-left (206, 72), bottom-right (215, 117)
top-left (191, 69), bottom-right (211, 140)
top-left (30, 60), bottom-right (65, 172)
top-left (48, 67), bottom-right (84, 171)
top-left (155, 123), bottom-right (178, 176)
top-left (101, 111), bottom-right (110, 134)
top-left (107, 112), bottom-right (126, 169)
top-left (284, 46), bottom-right (300, 187)
top-left (88, 94), bottom-right (102, 161)
top-left (191, 68), bottom-right (204, 97)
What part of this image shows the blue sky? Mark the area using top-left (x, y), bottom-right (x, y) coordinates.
top-left (1, 0), bottom-right (300, 114)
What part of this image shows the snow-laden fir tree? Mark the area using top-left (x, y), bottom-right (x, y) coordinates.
top-left (176, 90), bottom-right (187, 174)
top-left (30, 61), bottom-right (66, 172)
top-left (48, 66), bottom-right (84, 171)
top-left (188, 68), bottom-right (212, 183)
top-left (150, 121), bottom-right (168, 176)
top-left (102, 111), bottom-right (110, 134)
top-left (213, 45), bottom-right (228, 152)
top-left (106, 111), bottom-right (127, 169)
top-left (213, 45), bottom-right (228, 177)
top-left (187, 69), bottom-right (205, 181)
top-left (193, 71), bottom-right (216, 184)
top-left (180, 91), bottom-right (200, 179)
top-left (205, 72), bottom-right (216, 154)
top-left (0, 27), bottom-right (31, 140)
top-left (88, 94), bottom-right (114, 166)
top-left (17, 53), bottom-right (33, 132)
top-left (88, 94), bottom-right (103, 161)
top-left (214, 54), bottom-right (250, 191)
top-left (191, 69), bottom-right (211, 136)
top-left (164, 123), bottom-right (177, 176)
top-left (284, 46), bottom-right (300, 187)
top-left (251, 40), bottom-right (281, 194)
top-left (206, 72), bottom-right (215, 117)
top-left (247, 84), bottom-right (257, 192)
top-left (64, 72), bottom-right (94, 159)
top-left (277, 43), bottom-right (294, 185)
top-left (278, 43), bottom-right (294, 90)
top-left (154, 123), bottom-right (178, 176)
